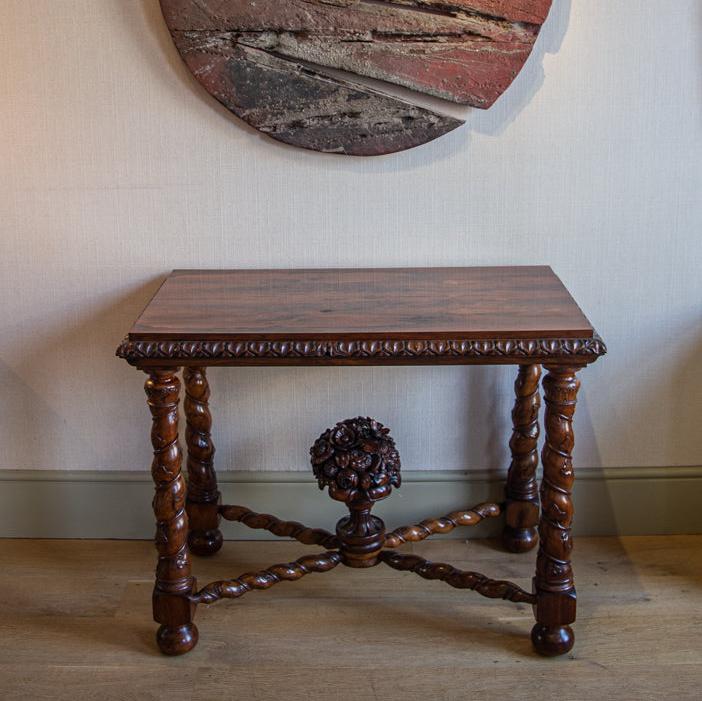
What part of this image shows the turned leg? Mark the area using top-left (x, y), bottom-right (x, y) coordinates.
top-left (503, 364), bottom-right (541, 553)
top-left (184, 367), bottom-right (223, 556)
top-left (145, 369), bottom-right (198, 656)
top-left (531, 365), bottom-right (580, 656)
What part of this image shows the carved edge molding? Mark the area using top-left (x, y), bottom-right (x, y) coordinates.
top-left (116, 336), bottom-right (607, 364)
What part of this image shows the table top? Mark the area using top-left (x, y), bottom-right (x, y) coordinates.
top-left (118, 267), bottom-right (605, 366)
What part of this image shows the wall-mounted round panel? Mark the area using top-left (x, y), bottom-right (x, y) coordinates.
top-left (160, 0), bottom-right (553, 155)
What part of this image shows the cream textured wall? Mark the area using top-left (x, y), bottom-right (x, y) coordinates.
top-left (1, 0), bottom-right (700, 474)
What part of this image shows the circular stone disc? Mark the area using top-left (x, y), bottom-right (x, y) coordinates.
top-left (160, 0), bottom-right (553, 155)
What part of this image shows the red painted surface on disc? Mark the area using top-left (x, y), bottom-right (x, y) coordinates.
top-left (160, 0), bottom-right (553, 155)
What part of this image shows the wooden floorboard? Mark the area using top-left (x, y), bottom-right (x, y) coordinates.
top-left (0, 536), bottom-right (700, 700)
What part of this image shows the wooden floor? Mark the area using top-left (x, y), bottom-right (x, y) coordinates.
top-left (0, 536), bottom-right (700, 700)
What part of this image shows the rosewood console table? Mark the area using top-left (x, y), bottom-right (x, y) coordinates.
top-left (116, 267), bottom-right (606, 657)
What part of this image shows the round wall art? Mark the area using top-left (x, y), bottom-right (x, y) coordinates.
top-left (160, 0), bottom-right (553, 155)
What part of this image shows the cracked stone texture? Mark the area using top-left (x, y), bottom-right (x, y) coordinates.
top-left (160, 0), bottom-right (553, 155)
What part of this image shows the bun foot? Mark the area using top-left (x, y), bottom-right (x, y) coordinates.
top-left (531, 624), bottom-right (574, 656)
top-left (502, 525), bottom-right (538, 553)
top-left (156, 623), bottom-right (199, 656)
top-left (188, 529), bottom-right (224, 557)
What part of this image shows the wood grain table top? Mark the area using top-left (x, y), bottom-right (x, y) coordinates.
top-left (118, 267), bottom-right (605, 366)
top-left (129, 267), bottom-right (594, 340)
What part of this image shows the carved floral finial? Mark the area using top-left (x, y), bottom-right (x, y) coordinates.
top-left (310, 417), bottom-right (401, 505)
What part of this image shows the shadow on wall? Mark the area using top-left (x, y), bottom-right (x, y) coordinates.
top-left (668, 330), bottom-right (702, 463)
top-left (0, 278), bottom-right (164, 471)
top-left (469, 0), bottom-right (572, 138)
top-left (564, 368), bottom-right (616, 536)
top-left (123, 0), bottom-right (572, 172)
top-left (587, 318), bottom-right (702, 470)
top-left (0, 361), bottom-right (60, 470)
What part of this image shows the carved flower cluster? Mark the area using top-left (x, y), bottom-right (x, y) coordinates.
top-left (310, 417), bottom-right (401, 505)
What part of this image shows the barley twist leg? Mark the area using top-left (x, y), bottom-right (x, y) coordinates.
top-left (184, 367), bottom-right (223, 556)
top-left (145, 369), bottom-right (198, 656)
top-left (503, 364), bottom-right (541, 553)
top-left (532, 365), bottom-right (580, 656)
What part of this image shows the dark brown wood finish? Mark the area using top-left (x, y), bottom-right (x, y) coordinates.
top-left (219, 504), bottom-right (339, 549)
top-left (379, 551), bottom-right (536, 604)
top-left (532, 366), bottom-right (580, 656)
top-left (119, 335), bottom-right (605, 367)
top-left (117, 267), bottom-right (605, 657)
top-left (183, 367), bottom-right (223, 556)
top-left (144, 369), bottom-right (198, 656)
top-left (385, 503), bottom-right (501, 548)
top-left (191, 551), bottom-right (343, 605)
top-left (503, 364), bottom-right (542, 553)
top-left (129, 267), bottom-right (595, 341)
top-left (311, 417), bottom-right (401, 568)
top-left (117, 267), bottom-right (605, 367)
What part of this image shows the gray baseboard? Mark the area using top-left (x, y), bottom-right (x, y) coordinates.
top-left (0, 467), bottom-right (700, 539)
